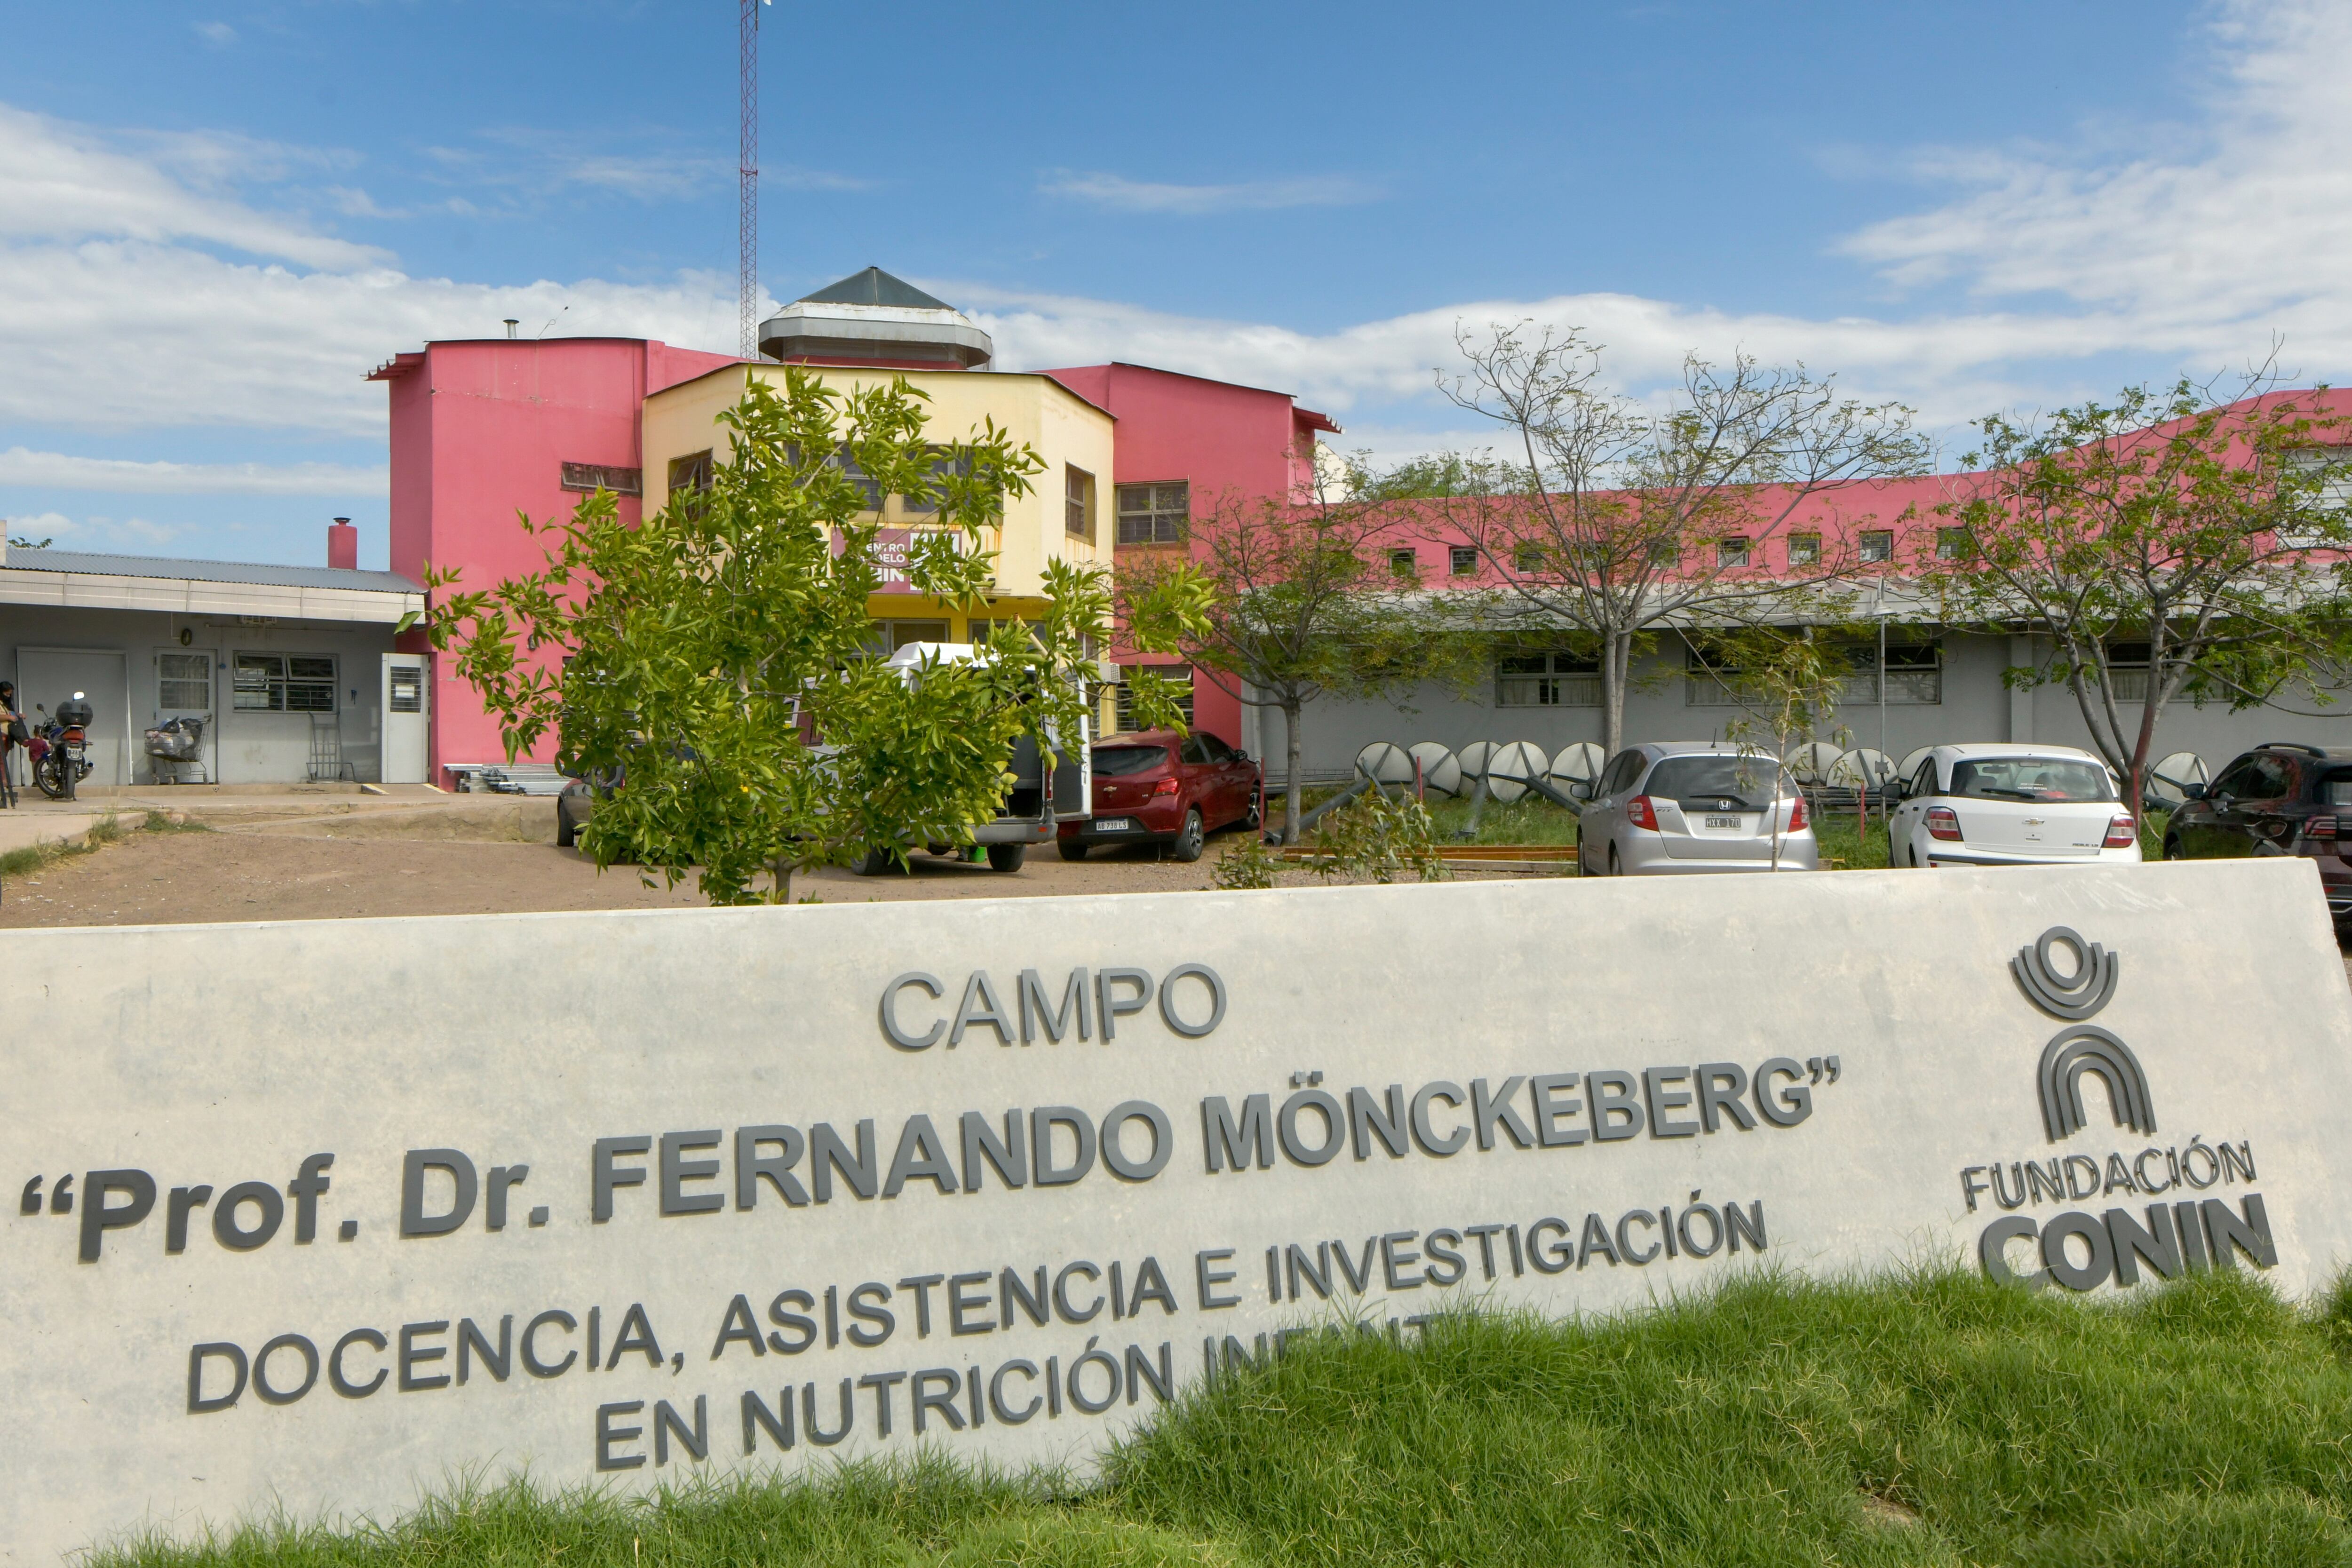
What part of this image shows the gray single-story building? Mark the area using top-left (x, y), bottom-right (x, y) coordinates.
top-left (0, 538), bottom-right (427, 789)
top-left (1240, 629), bottom-right (2352, 789)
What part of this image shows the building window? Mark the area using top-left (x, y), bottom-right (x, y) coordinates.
top-left (1116, 665), bottom-right (1194, 731)
top-left (1065, 465), bottom-right (1096, 541)
top-left (389, 666), bottom-right (423, 714)
top-left (1859, 530), bottom-right (1894, 564)
top-left (897, 448), bottom-right (969, 517)
top-left (1788, 533), bottom-right (1822, 566)
top-left (1844, 641), bottom-right (1944, 705)
top-left (1717, 537), bottom-right (1750, 568)
top-left (1450, 544), bottom-right (1478, 576)
top-left (157, 652), bottom-right (210, 711)
top-left (1497, 647), bottom-right (1602, 708)
top-left (1116, 482), bottom-right (1188, 544)
top-left (1512, 542), bottom-right (1546, 573)
top-left (560, 462), bottom-right (644, 496)
top-left (234, 653), bottom-right (336, 713)
top-left (1389, 547), bottom-right (1418, 579)
top-left (667, 450), bottom-right (714, 496)
top-left (1935, 526), bottom-right (1972, 562)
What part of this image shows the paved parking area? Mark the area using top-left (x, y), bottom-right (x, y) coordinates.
top-left (0, 792), bottom-right (1311, 926)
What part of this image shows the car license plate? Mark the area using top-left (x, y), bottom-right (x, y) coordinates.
top-left (1095, 817), bottom-right (1133, 832)
top-left (1705, 815), bottom-right (1741, 830)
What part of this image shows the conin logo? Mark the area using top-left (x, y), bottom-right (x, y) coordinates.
top-left (1965, 925), bottom-right (2277, 1292)
top-left (2010, 928), bottom-right (2155, 1142)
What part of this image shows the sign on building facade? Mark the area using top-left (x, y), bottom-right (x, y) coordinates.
top-left (3, 860), bottom-right (2347, 1559)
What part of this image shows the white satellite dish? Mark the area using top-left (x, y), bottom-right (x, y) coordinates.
top-left (1826, 748), bottom-right (1897, 790)
top-left (2144, 751), bottom-right (2209, 808)
top-left (1408, 741), bottom-right (1464, 797)
top-left (1458, 740), bottom-right (1497, 781)
top-left (1485, 740), bottom-right (1550, 804)
top-left (1781, 741), bottom-right (1844, 786)
top-left (1355, 741), bottom-right (1415, 786)
top-left (1547, 740), bottom-right (1606, 800)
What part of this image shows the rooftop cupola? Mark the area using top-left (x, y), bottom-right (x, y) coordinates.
top-left (756, 266), bottom-right (993, 370)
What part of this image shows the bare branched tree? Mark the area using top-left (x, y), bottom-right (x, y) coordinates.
top-left (1436, 323), bottom-right (1929, 756)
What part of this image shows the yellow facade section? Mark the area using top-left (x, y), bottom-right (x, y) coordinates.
top-left (639, 364), bottom-right (1114, 600)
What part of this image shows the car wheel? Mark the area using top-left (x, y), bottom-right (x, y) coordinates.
top-left (1244, 794), bottom-right (1262, 831)
top-left (853, 847), bottom-right (897, 876)
top-left (1058, 839), bottom-right (1089, 862)
top-left (1171, 808), bottom-right (1205, 863)
top-left (2163, 835), bottom-right (2186, 861)
top-left (987, 844), bottom-right (1027, 873)
top-left (555, 808), bottom-right (577, 849)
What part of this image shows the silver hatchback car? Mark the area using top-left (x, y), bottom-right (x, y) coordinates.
top-left (1578, 741), bottom-right (1820, 875)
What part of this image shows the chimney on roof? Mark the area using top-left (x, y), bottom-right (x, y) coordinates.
top-left (504, 318), bottom-right (519, 339)
top-left (328, 517), bottom-right (358, 571)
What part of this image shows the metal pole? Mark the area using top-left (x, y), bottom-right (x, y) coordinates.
top-left (739, 0), bottom-right (761, 360)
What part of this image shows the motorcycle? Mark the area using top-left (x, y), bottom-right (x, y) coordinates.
top-left (32, 692), bottom-right (95, 801)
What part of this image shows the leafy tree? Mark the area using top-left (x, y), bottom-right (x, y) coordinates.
top-left (1693, 626), bottom-right (1856, 870)
top-left (1931, 373), bottom-right (2352, 819)
top-left (1115, 464), bottom-right (1482, 844)
top-left (423, 372), bottom-right (1203, 904)
top-left (1437, 323), bottom-right (1927, 756)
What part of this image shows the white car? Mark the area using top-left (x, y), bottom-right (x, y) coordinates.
top-left (1886, 743), bottom-right (2141, 868)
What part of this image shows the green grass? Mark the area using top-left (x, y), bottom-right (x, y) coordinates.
top-left (91, 1266), bottom-right (2352, 1567)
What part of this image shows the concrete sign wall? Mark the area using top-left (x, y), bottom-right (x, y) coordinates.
top-left (5, 860), bottom-right (2349, 1559)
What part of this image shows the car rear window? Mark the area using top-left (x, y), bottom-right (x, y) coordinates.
top-left (1094, 745), bottom-right (1171, 777)
top-left (2320, 770), bottom-right (2352, 806)
top-left (1950, 758), bottom-right (2114, 802)
top-left (1644, 755), bottom-right (1784, 806)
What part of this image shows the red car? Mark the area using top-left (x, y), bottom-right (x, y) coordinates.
top-left (1059, 729), bottom-right (1262, 862)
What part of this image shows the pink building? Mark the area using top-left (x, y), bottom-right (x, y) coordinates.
top-left (369, 275), bottom-right (1337, 784)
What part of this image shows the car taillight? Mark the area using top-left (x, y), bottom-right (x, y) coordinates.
top-left (2104, 814), bottom-right (2138, 849)
top-left (1925, 805), bottom-right (1963, 842)
top-left (2305, 814), bottom-right (2340, 842)
top-left (1787, 794), bottom-right (1808, 832)
top-left (1148, 777), bottom-right (1178, 797)
top-left (1626, 794), bottom-right (1659, 830)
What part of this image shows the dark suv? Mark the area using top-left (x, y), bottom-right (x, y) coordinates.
top-left (2161, 742), bottom-right (2352, 925)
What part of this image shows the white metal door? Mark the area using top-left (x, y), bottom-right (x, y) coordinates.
top-left (17, 647), bottom-right (129, 788)
top-left (152, 647), bottom-right (216, 782)
top-left (381, 653), bottom-right (429, 784)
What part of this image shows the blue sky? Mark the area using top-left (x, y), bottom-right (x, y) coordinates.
top-left (4, 0), bottom-right (2344, 568)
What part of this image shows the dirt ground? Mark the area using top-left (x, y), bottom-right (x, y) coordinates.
top-left (0, 795), bottom-right (1341, 928)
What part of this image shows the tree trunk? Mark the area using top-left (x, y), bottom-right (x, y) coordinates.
top-left (1283, 701), bottom-right (1306, 845)
top-left (1600, 631), bottom-right (1631, 759)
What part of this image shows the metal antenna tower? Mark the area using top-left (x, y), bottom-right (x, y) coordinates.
top-left (738, 0), bottom-right (763, 359)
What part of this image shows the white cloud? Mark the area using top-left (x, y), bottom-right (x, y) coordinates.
top-left (0, 105), bottom-right (381, 269)
top-left (1041, 170), bottom-right (1380, 214)
top-left (193, 21), bottom-right (235, 46)
top-left (5, 509), bottom-right (190, 550)
top-left (0, 448), bottom-right (386, 494)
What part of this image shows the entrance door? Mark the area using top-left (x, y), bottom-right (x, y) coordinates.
top-left (381, 653), bottom-right (429, 784)
top-left (17, 647), bottom-right (129, 788)
top-left (152, 647), bottom-right (216, 782)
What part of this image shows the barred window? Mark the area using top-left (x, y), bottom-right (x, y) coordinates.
top-left (1859, 530), bottom-right (1894, 564)
top-left (1450, 544), bottom-right (1478, 576)
top-left (666, 450), bottom-right (713, 495)
top-left (1497, 648), bottom-right (1601, 708)
top-left (1788, 533), bottom-right (1822, 566)
top-left (1116, 665), bottom-right (1194, 730)
top-left (1115, 482), bottom-right (1188, 544)
top-left (1389, 547), bottom-right (1418, 578)
top-left (234, 653), bottom-right (335, 713)
top-left (1936, 526), bottom-right (1972, 561)
top-left (1717, 537), bottom-right (1750, 568)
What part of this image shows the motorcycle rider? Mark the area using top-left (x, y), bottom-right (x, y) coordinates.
top-left (0, 681), bottom-right (26, 805)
